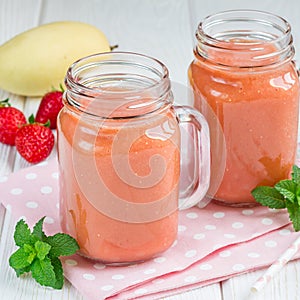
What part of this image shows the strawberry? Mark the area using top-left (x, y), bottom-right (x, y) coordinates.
top-left (0, 98), bottom-right (26, 145)
top-left (35, 85), bottom-right (64, 129)
top-left (15, 115), bottom-right (54, 163)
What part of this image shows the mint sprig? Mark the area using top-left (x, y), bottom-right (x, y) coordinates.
top-left (9, 217), bottom-right (79, 289)
top-left (251, 165), bottom-right (300, 231)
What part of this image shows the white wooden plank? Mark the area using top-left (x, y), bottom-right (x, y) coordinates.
top-left (0, 0), bottom-right (42, 174)
top-left (1, 1), bottom-right (300, 300)
top-left (0, 0), bottom-right (43, 43)
top-left (222, 262), bottom-right (300, 300)
top-left (164, 284), bottom-right (222, 300)
top-left (40, 0), bottom-right (195, 86)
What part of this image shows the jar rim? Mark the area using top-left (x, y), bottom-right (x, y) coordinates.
top-left (64, 51), bottom-right (173, 118)
top-left (195, 9), bottom-right (294, 68)
top-left (197, 9), bottom-right (291, 48)
top-left (65, 51), bottom-right (170, 97)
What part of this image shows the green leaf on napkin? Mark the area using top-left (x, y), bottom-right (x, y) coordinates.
top-left (13, 219), bottom-right (33, 246)
top-left (251, 165), bottom-right (300, 232)
top-left (9, 217), bottom-right (79, 289)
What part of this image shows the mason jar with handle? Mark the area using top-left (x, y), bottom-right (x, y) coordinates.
top-left (57, 52), bottom-right (210, 264)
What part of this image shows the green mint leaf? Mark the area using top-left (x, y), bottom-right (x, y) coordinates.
top-left (275, 179), bottom-right (297, 202)
top-left (9, 247), bottom-right (32, 270)
top-left (286, 200), bottom-right (300, 231)
top-left (15, 265), bottom-right (31, 277)
top-left (251, 186), bottom-right (286, 209)
top-left (23, 244), bottom-right (36, 264)
top-left (297, 193), bottom-right (300, 206)
top-left (32, 217), bottom-right (47, 241)
top-left (10, 217), bottom-right (79, 289)
top-left (292, 165), bottom-right (300, 185)
top-left (46, 233), bottom-right (79, 257)
top-left (31, 257), bottom-right (56, 288)
top-left (34, 241), bottom-right (51, 261)
top-left (51, 257), bottom-right (64, 289)
top-left (14, 219), bottom-right (33, 247)
top-left (23, 243), bottom-right (35, 253)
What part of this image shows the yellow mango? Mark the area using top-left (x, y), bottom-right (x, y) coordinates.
top-left (0, 21), bottom-right (110, 96)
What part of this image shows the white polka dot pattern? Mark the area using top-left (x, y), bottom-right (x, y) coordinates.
top-left (213, 212), bottom-right (225, 218)
top-left (184, 275), bottom-right (197, 283)
top-left (101, 285), bottom-right (114, 291)
top-left (232, 264), bottom-right (245, 271)
top-left (242, 209), bottom-right (254, 216)
top-left (25, 173), bottom-right (37, 180)
top-left (178, 225), bottom-right (186, 232)
top-left (65, 259), bottom-right (78, 266)
top-left (262, 218), bottom-right (273, 225)
top-left (232, 222), bottom-right (244, 229)
top-left (10, 188), bottom-right (23, 195)
top-left (153, 257), bottom-right (166, 263)
top-left (205, 225), bottom-right (216, 230)
top-left (185, 250), bottom-right (197, 258)
top-left (40, 186), bottom-right (53, 194)
top-left (219, 250), bottom-right (231, 258)
top-left (93, 263), bottom-right (106, 270)
top-left (193, 233), bottom-right (205, 240)
top-left (186, 212), bottom-right (198, 219)
top-left (248, 252), bottom-right (260, 258)
top-left (26, 201), bottom-right (38, 208)
top-left (134, 288), bottom-right (148, 295)
top-left (83, 273), bottom-right (95, 280)
top-left (112, 274), bottom-right (125, 280)
top-left (0, 159), bottom-right (299, 300)
top-left (199, 263), bottom-right (212, 270)
top-left (265, 240), bottom-right (278, 248)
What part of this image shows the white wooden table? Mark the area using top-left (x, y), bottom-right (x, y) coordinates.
top-left (1, 1), bottom-right (300, 299)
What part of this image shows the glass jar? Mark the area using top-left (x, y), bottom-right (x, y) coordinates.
top-left (188, 10), bottom-right (300, 206)
top-left (57, 52), bottom-right (210, 264)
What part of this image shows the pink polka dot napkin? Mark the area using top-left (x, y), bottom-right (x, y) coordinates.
top-left (0, 159), bottom-right (299, 300)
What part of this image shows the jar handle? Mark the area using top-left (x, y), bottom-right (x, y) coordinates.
top-left (174, 105), bottom-right (211, 209)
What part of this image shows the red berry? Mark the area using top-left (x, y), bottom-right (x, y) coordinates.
top-left (35, 89), bottom-right (64, 129)
top-left (0, 99), bottom-right (26, 145)
top-left (15, 120), bottom-right (55, 163)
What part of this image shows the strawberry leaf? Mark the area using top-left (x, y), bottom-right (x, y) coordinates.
top-left (0, 98), bottom-right (10, 107)
top-left (28, 114), bottom-right (35, 124)
top-left (44, 119), bottom-right (51, 127)
top-left (59, 83), bottom-right (65, 93)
